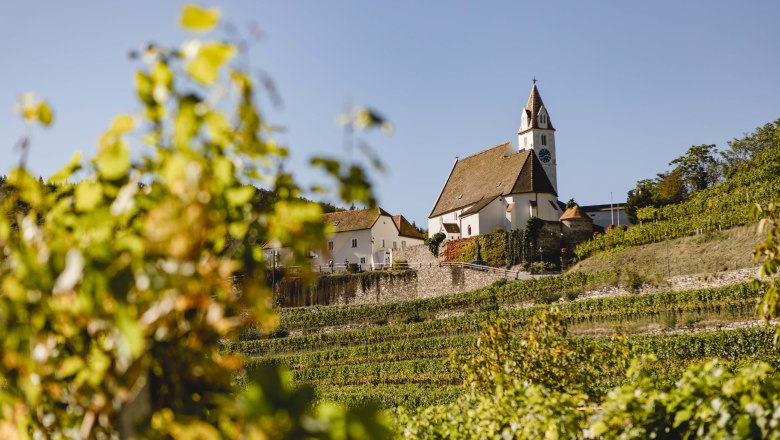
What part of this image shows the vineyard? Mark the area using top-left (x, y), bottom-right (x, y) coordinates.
top-left (229, 272), bottom-right (774, 409)
top-left (575, 144), bottom-right (780, 258)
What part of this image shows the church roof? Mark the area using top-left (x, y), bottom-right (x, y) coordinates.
top-left (323, 207), bottom-right (391, 232)
top-left (429, 143), bottom-right (557, 218)
top-left (392, 215), bottom-right (425, 240)
top-left (442, 223), bottom-right (460, 233)
top-left (520, 84), bottom-right (554, 132)
top-left (560, 205), bottom-right (592, 221)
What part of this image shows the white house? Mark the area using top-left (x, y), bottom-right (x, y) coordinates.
top-left (314, 207), bottom-right (425, 270)
top-left (428, 83), bottom-right (562, 238)
top-left (579, 203), bottom-right (631, 230)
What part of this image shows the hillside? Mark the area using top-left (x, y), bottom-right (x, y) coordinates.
top-left (575, 119), bottom-right (780, 258)
top-left (571, 223), bottom-right (761, 279)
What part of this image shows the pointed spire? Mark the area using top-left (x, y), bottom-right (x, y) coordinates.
top-left (523, 82), bottom-right (553, 130)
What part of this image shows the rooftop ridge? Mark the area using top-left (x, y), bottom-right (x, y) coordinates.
top-left (456, 141), bottom-right (514, 162)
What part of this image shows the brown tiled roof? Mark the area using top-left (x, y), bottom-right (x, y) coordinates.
top-left (429, 143), bottom-right (557, 218)
top-left (392, 215), bottom-right (426, 240)
top-left (462, 195), bottom-right (498, 216)
top-left (442, 223), bottom-right (460, 233)
top-left (519, 84), bottom-right (554, 132)
top-left (323, 207), bottom-right (390, 232)
top-left (560, 205), bottom-right (593, 221)
top-left (513, 148), bottom-right (557, 195)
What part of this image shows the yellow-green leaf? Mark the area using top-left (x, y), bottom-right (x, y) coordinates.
top-left (185, 42), bottom-right (236, 85)
top-left (109, 114), bottom-right (135, 134)
top-left (56, 356), bottom-right (85, 379)
top-left (225, 186), bottom-right (254, 207)
top-left (37, 102), bottom-right (53, 126)
top-left (75, 180), bottom-right (103, 212)
top-left (181, 4), bottom-right (220, 32)
top-left (228, 222), bottom-right (248, 239)
top-left (97, 140), bottom-right (130, 181)
top-left (50, 151), bottom-right (82, 183)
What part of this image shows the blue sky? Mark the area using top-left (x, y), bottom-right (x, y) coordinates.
top-left (1, 1), bottom-right (778, 226)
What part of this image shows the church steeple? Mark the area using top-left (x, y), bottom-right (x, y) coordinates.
top-left (517, 81), bottom-right (558, 193)
top-left (519, 83), bottom-right (554, 133)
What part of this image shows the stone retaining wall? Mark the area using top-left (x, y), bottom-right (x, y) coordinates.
top-left (391, 244), bottom-right (439, 265)
top-left (275, 266), bottom-right (513, 307)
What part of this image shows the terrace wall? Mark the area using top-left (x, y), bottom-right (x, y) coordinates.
top-left (274, 266), bottom-right (511, 307)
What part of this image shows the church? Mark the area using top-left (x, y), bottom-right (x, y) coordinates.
top-left (428, 83), bottom-right (564, 238)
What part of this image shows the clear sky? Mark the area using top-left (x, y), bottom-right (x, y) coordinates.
top-left (1, 1), bottom-right (778, 226)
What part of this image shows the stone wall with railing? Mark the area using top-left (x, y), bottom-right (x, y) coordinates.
top-left (274, 264), bottom-right (517, 307)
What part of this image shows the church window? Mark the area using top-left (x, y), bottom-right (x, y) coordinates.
top-left (328, 241), bottom-right (334, 250)
top-left (467, 225), bottom-right (472, 235)
top-left (541, 135), bottom-right (547, 145)
top-left (351, 238), bottom-right (358, 248)
top-left (524, 137), bottom-right (527, 147)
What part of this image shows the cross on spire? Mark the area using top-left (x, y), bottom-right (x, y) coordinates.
top-left (532, 76), bottom-right (537, 85)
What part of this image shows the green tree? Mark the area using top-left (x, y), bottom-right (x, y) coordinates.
top-left (721, 119), bottom-right (780, 178)
top-left (669, 143), bottom-right (721, 193)
top-left (0, 5), bottom-right (391, 438)
top-left (624, 178), bottom-right (658, 223)
top-left (655, 169), bottom-right (687, 205)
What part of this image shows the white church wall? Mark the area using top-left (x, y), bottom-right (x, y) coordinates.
top-left (461, 214), bottom-right (480, 238)
top-left (428, 209), bottom-right (463, 239)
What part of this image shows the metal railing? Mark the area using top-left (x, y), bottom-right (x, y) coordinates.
top-left (437, 261), bottom-right (524, 279)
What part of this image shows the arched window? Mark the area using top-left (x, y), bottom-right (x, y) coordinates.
top-left (467, 225), bottom-right (472, 236)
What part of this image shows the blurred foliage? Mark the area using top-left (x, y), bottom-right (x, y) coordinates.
top-left (0, 4), bottom-right (391, 438)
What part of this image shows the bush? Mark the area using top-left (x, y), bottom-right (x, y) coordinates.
top-left (347, 263), bottom-right (361, 273)
top-left (392, 258), bottom-right (408, 269)
top-left (624, 270), bottom-right (646, 293)
top-left (527, 261), bottom-right (557, 274)
top-left (425, 232), bottom-right (446, 257)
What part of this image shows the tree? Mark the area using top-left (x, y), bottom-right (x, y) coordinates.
top-left (624, 178), bottom-right (657, 223)
top-left (669, 144), bottom-right (721, 193)
top-left (0, 5), bottom-right (391, 438)
top-left (565, 198), bottom-right (577, 210)
top-left (655, 169), bottom-right (687, 205)
top-left (721, 119), bottom-right (780, 178)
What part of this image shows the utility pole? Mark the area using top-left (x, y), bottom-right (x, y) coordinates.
top-left (610, 192), bottom-right (614, 226)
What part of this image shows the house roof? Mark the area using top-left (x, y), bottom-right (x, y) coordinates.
top-left (442, 223), bottom-right (460, 233)
top-left (429, 143), bottom-right (557, 218)
top-left (392, 215), bottom-right (426, 240)
top-left (560, 205), bottom-right (592, 221)
top-left (519, 84), bottom-right (554, 133)
top-left (323, 207), bottom-right (391, 232)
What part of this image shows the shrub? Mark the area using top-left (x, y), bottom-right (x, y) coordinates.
top-left (347, 263), bottom-right (361, 273)
top-left (392, 258), bottom-right (408, 269)
top-left (425, 232), bottom-right (446, 257)
top-left (624, 270), bottom-right (646, 293)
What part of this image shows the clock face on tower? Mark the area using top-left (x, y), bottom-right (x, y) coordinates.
top-left (539, 148), bottom-right (552, 163)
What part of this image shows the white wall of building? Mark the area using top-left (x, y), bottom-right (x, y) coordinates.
top-left (585, 208), bottom-right (630, 229)
top-left (313, 214), bottom-right (425, 269)
top-left (429, 193), bottom-right (561, 240)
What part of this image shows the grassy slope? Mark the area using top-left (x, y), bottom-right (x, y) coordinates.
top-left (570, 224), bottom-right (761, 279)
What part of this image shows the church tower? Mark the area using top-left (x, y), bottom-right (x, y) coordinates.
top-left (518, 81), bottom-right (557, 193)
